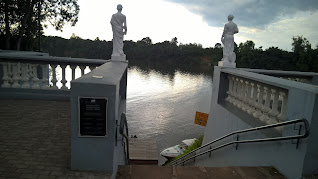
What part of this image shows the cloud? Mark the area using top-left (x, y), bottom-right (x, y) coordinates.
top-left (236, 11), bottom-right (318, 50)
top-left (164, 0), bottom-right (318, 28)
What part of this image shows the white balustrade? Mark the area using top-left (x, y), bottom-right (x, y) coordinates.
top-left (277, 91), bottom-right (287, 122)
top-left (70, 65), bottom-right (76, 81)
top-left (41, 64), bottom-right (50, 89)
top-left (225, 75), bottom-right (289, 131)
top-left (79, 65), bottom-right (86, 76)
top-left (267, 88), bottom-right (280, 124)
top-left (259, 87), bottom-right (272, 122)
top-left (21, 63), bottom-right (30, 88)
top-left (1, 63), bottom-right (11, 88)
top-left (60, 64), bottom-right (68, 90)
top-left (232, 78), bottom-right (241, 106)
top-left (0, 51), bottom-right (108, 91)
top-left (31, 64), bottom-right (40, 89)
top-left (229, 76), bottom-right (238, 104)
top-left (242, 81), bottom-right (251, 111)
top-left (236, 79), bottom-right (246, 108)
top-left (89, 66), bottom-right (96, 71)
top-left (8, 63), bottom-right (13, 83)
top-left (253, 84), bottom-right (265, 118)
top-left (1, 61), bottom-right (100, 90)
top-left (11, 63), bottom-right (21, 88)
top-left (246, 82), bottom-right (257, 115)
top-left (225, 76), bottom-right (234, 102)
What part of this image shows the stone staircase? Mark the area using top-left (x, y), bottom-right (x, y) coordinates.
top-left (116, 165), bottom-right (285, 179)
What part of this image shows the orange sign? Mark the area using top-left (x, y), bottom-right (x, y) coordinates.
top-left (195, 111), bottom-right (209, 127)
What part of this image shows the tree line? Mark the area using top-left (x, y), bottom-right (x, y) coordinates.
top-left (1, 34), bottom-right (317, 72)
top-left (0, 0), bottom-right (79, 50)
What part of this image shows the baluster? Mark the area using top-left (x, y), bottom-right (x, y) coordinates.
top-left (277, 91), bottom-right (288, 122)
top-left (225, 75), bottom-right (234, 102)
top-left (1, 62), bottom-right (11, 88)
top-left (247, 82), bottom-right (258, 115)
top-left (89, 66), bottom-right (96, 72)
top-left (242, 80), bottom-right (251, 111)
top-left (259, 87), bottom-right (272, 122)
top-left (41, 64), bottom-right (50, 89)
top-left (60, 64), bottom-right (68, 90)
top-left (232, 78), bottom-right (241, 106)
top-left (70, 65), bottom-right (77, 81)
top-left (21, 63), bottom-right (30, 88)
top-left (27, 64), bottom-right (32, 79)
top-left (253, 84), bottom-right (265, 118)
top-left (276, 91), bottom-right (288, 132)
top-left (7, 63), bottom-right (13, 83)
top-left (11, 63), bottom-right (21, 88)
top-left (229, 76), bottom-right (237, 104)
top-left (79, 65), bottom-right (86, 76)
top-left (236, 79), bottom-right (245, 108)
top-left (51, 64), bottom-right (58, 90)
top-left (266, 88), bottom-right (280, 124)
top-left (31, 64), bottom-right (40, 89)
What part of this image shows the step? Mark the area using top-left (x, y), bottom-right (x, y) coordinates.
top-left (116, 165), bottom-right (285, 179)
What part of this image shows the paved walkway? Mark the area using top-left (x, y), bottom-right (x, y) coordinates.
top-left (116, 165), bottom-right (285, 179)
top-left (0, 100), bottom-right (111, 179)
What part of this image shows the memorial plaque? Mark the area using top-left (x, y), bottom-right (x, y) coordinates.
top-left (79, 97), bottom-right (108, 137)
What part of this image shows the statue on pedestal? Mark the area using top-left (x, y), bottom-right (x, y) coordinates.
top-left (110, 4), bottom-right (127, 61)
top-left (219, 14), bottom-right (238, 68)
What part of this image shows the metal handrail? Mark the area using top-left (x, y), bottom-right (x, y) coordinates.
top-left (167, 118), bottom-right (310, 166)
top-left (120, 113), bottom-right (130, 164)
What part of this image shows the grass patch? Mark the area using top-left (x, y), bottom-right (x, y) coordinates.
top-left (163, 135), bottom-right (203, 165)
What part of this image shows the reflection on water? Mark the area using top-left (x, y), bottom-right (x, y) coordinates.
top-left (54, 63), bottom-right (213, 164)
top-left (127, 64), bottom-right (212, 164)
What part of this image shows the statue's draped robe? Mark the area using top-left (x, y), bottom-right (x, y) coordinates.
top-left (222, 21), bottom-right (238, 62)
top-left (111, 12), bottom-right (126, 56)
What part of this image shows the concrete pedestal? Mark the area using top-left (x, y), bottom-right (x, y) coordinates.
top-left (111, 54), bottom-right (126, 62)
top-left (218, 61), bottom-right (236, 68)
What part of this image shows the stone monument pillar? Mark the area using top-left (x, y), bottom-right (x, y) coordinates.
top-left (218, 14), bottom-right (238, 68)
top-left (110, 4), bottom-right (127, 62)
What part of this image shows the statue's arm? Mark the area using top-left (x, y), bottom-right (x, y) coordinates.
top-left (221, 25), bottom-right (226, 43)
top-left (234, 24), bottom-right (239, 34)
top-left (123, 16), bottom-right (127, 35)
top-left (110, 15), bottom-right (114, 25)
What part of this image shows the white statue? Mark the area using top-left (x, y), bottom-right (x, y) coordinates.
top-left (110, 4), bottom-right (127, 61)
top-left (219, 14), bottom-right (238, 67)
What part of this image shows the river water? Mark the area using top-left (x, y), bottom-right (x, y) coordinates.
top-left (54, 63), bottom-right (213, 164)
top-left (126, 64), bottom-right (213, 164)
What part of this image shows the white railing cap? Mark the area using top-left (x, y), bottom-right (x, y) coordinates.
top-left (0, 50), bottom-right (107, 65)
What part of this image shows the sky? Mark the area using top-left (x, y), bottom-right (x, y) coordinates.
top-left (44, 0), bottom-right (318, 51)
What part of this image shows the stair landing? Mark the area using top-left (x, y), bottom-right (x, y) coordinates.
top-left (116, 165), bottom-right (285, 179)
top-left (129, 138), bottom-right (158, 165)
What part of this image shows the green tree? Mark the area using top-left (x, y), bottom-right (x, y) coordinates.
top-left (292, 36), bottom-right (313, 71)
top-left (0, 0), bottom-right (79, 50)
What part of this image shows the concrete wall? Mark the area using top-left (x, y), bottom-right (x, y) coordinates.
top-left (194, 66), bottom-right (318, 179)
top-left (70, 61), bottom-right (127, 178)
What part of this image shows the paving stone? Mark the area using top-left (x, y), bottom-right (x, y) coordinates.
top-left (15, 168), bottom-right (33, 174)
top-left (32, 170), bottom-right (51, 175)
top-left (50, 171), bottom-right (63, 176)
top-left (0, 172), bottom-right (21, 178)
top-left (0, 167), bottom-right (16, 172)
top-left (46, 166), bottom-right (62, 171)
top-left (12, 164), bottom-right (29, 169)
top-left (37, 175), bottom-right (56, 179)
top-left (20, 173), bottom-right (39, 179)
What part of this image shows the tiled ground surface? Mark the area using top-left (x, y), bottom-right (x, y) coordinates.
top-left (116, 165), bottom-right (286, 179)
top-left (0, 100), bottom-right (111, 179)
